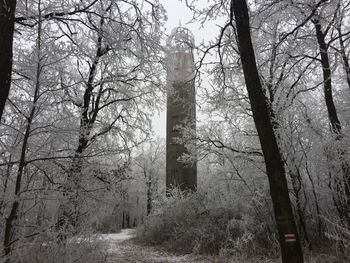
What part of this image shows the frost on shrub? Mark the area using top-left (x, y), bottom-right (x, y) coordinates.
top-left (137, 187), bottom-right (276, 255)
top-left (6, 234), bottom-right (107, 263)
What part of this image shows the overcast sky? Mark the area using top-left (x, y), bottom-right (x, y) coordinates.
top-left (161, 0), bottom-right (194, 30)
top-left (160, 0), bottom-right (222, 43)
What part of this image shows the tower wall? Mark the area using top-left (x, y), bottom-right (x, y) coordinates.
top-left (166, 29), bottom-right (197, 191)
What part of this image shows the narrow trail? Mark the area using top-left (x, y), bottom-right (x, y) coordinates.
top-left (92, 230), bottom-right (332, 263)
top-left (99, 229), bottom-right (212, 263)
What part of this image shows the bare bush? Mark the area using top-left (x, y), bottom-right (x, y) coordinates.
top-left (136, 187), bottom-right (276, 255)
top-left (6, 236), bottom-right (107, 263)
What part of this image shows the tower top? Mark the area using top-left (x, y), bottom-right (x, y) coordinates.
top-left (166, 27), bottom-right (194, 53)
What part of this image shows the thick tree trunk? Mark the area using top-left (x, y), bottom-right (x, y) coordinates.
top-left (232, 1), bottom-right (304, 262)
top-left (0, 0), bottom-right (17, 122)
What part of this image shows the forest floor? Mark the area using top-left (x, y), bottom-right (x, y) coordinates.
top-left (98, 229), bottom-right (278, 263)
top-left (99, 229), bottom-right (210, 262)
top-left (97, 229), bottom-right (335, 263)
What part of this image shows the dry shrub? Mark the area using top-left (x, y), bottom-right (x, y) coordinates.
top-left (136, 187), bottom-right (276, 255)
top-left (4, 233), bottom-right (108, 263)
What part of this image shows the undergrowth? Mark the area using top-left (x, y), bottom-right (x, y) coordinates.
top-left (136, 187), bottom-right (277, 255)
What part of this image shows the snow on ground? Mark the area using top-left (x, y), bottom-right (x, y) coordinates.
top-left (69, 229), bottom-right (135, 244)
top-left (99, 229), bottom-right (213, 262)
top-left (71, 229), bottom-right (330, 262)
top-left (99, 228), bottom-right (136, 242)
top-left (98, 229), bottom-right (279, 262)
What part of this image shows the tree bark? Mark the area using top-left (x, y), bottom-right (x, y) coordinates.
top-left (232, 1), bottom-right (304, 262)
top-left (0, 0), bottom-right (17, 122)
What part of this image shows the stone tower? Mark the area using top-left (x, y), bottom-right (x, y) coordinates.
top-left (166, 27), bottom-right (197, 191)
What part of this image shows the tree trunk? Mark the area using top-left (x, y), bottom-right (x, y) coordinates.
top-left (289, 166), bottom-right (311, 249)
top-left (314, 20), bottom-right (341, 134)
top-left (146, 178), bottom-right (152, 216)
top-left (314, 18), bottom-right (350, 228)
top-left (304, 158), bottom-right (324, 237)
top-left (337, 26), bottom-right (350, 92)
top-left (3, 55), bottom-right (39, 262)
top-left (232, 1), bottom-right (304, 262)
top-left (3, 3), bottom-right (41, 258)
top-left (0, 0), bottom-right (17, 122)
top-left (56, 21), bottom-right (107, 235)
top-left (266, 25), bottom-right (311, 249)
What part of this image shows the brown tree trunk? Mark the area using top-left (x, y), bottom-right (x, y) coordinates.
top-left (0, 0), bottom-right (17, 122)
top-left (232, 1), bottom-right (304, 262)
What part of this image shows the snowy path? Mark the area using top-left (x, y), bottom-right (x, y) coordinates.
top-left (99, 229), bottom-right (212, 263)
top-left (75, 230), bottom-right (332, 263)
top-left (93, 231), bottom-right (328, 263)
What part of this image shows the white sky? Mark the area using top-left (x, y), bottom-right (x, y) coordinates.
top-left (152, 0), bottom-right (222, 138)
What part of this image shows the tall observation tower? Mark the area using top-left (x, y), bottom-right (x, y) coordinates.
top-left (166, 27), bottom-right (197, 191)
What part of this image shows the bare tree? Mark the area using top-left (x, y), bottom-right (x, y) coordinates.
top-left (0, 0), bottom-right (166, 260)
top-left (3, 0), bottom-right (43, 259)
top-left (231, 1), bottom-right (304, 262)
